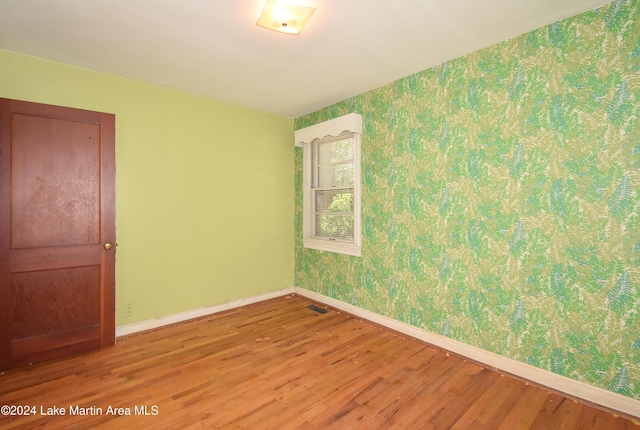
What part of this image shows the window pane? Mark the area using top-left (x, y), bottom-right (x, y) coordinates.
top-left (317, 162), bottom-right (353, 188)
top-left (314, 189), bottom-right (354, 240)
top-left (315, 214), bottom-right (354, 240)
top-left (315, 189), bottom-right (354, 213)
top-left (313, 137), bottom-right (354, 188)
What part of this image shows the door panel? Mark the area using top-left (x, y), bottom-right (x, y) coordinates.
top-left (0, 98), bottom-right (115, 370)
top-left (11, 114), bottom-right (101, 249)
top-left (11, 266), bottom-right (101, 337)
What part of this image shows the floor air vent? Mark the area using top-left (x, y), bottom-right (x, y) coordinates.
top-left (307, 305), bottom-right (329, 314)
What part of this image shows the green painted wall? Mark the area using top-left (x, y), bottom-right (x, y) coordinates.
top-left (295, 0), bottom-right (640, 399)
top-left (0, 49), bottom-right (295, 326)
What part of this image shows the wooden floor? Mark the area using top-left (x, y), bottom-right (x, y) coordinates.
top-left (0, 295), bottom-right (637, 429)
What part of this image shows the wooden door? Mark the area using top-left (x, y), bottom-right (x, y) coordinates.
top-left (0, 98), bottom-right (115, 369)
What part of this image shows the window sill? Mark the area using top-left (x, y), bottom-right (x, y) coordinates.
top-left (303, 238), bottom-right (361, 257)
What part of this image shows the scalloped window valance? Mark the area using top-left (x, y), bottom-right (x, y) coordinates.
top-left (294, 113), bottom-right (362, 147)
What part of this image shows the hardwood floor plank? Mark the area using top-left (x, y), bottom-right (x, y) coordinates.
top-left (497, 384), bottom-right (552, 429)
top-left (0, 295), bottom-right (636, 429)
top-left (450, 373), bottom-right (527, 429)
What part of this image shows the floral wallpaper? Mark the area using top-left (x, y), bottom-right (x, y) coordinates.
top-left (294, 0), bottom-right (640, 399)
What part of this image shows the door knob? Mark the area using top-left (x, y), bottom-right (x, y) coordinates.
top-left (103, 242), bottom-right (113, 250)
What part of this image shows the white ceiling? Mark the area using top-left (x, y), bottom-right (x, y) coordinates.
top-left (0, 0), bottom-right (610, 118)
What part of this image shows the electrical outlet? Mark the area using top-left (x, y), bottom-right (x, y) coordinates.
top-left (124, 303), bottom-right (134, 317)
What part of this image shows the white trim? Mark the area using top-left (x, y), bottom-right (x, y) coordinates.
top-left (293, 286), bottom-right (640, 419)
top-left (115, 287), bottom-right (294, 338)
top-left (302, 238), bottom-right (362, 256)
top-left (294, 112), bottom-right (362, 147)
top-left (301, 130), bottom-right (362, 257)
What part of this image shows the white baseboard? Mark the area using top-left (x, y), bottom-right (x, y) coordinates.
top-left (293, 287), bottom-right (640, 419)
top-left (115, 287), bottom-right (294, 338)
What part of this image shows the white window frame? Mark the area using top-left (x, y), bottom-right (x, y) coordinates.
top-left (295, 113), bottom-right (362, 257)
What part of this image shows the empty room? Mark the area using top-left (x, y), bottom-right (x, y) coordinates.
top-left (0, 0), bottom-right (638, 428)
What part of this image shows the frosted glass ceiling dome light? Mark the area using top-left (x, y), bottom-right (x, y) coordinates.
top-left (256, 0), bottom-right (316, 35)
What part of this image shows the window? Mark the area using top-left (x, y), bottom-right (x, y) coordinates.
top-left (295, 113), bottom-right (362, 256)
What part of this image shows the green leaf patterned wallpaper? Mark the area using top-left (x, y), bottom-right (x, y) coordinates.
top-left (294, 0), bottom-right (640, 399)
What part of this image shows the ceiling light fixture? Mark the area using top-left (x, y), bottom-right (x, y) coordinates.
top-left (256, 0), bottom-right (316, 35)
